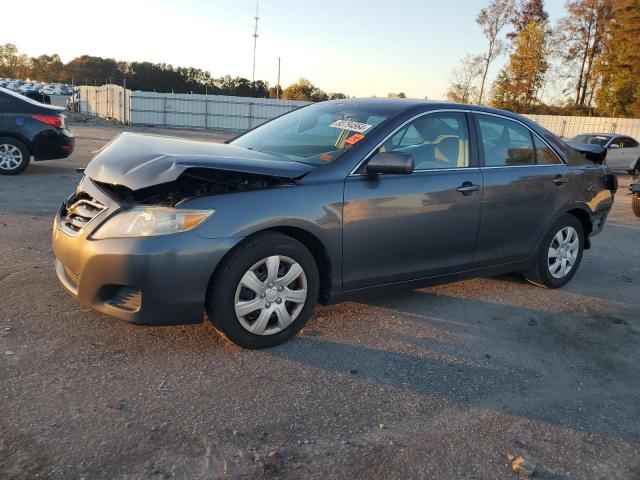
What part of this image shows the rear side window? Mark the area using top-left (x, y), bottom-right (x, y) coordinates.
top-left (477, 115), bottom-right (535, 166)
top-left (533, 136), bottom-right (562, 165)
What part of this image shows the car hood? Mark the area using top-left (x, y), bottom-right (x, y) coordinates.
top-left (84, 132), bottom-right (315, 191)
top-left (567, 141), bottom-right (607, 164)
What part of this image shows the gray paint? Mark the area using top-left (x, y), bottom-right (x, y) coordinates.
top-left (52, 100), bottom-right (616, 325)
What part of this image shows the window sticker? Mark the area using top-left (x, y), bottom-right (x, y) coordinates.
top-left (345, 133), bottom-right (365, 145)
top-left (329, 120), bottom-right (373, 133)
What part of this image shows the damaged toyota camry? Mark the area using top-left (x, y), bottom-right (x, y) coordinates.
top-left (52, 99), bottom-right (617, 348)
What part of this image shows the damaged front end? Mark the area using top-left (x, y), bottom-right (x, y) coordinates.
top-left (83, 132), bottom-right (314, 206)
top-left (94, 167), bottom-right (297, 207)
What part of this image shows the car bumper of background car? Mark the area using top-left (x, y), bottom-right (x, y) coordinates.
top-left (52, 220), bottom-right (241, 325)
top-left (33, 128), bottom-right (75, 160)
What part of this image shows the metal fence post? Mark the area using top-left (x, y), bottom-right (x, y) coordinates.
top-left (163, 96), bottom-right (167, 127)
top-left (122, 79), bottom-right (127, 125)
top-left (204, 96), bottom-right (209, 130)
top-left (611, 122), bottom-right (617, 134)
top-left (248, 101), bottom-right (254, 130)
top-left (560, 119), bottom-right (567, 138)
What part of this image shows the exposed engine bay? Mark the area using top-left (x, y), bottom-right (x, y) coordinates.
top-left (95, 168), bottom-right (295, 206)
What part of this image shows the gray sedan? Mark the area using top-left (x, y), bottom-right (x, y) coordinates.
top-left (52, 100), bottom-right (617, 348)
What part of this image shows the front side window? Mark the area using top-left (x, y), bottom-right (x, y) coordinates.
top-left (377, 112), bottom-right (470, 169)
top-left (620, 137), bottom-right (639, 148)
top-left (231, 103), bottom-right (392, 166)
top-left (477, 115), bottom-right (535, 166)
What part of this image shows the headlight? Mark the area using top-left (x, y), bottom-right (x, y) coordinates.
top-left (92, 207), bottom-right (215, 239)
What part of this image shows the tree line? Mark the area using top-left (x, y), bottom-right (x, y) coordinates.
top-left (0, 44), bottom-right (347, 102)
top-left (446, 0), bottom-right (640, 117)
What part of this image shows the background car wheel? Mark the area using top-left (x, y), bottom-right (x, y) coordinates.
top-left (632, 195), bottom-right (640, 218)
top-left (524, 214), bottom-right (585, 289)
top-left (0, 137), bottom-right (30, 175)
top-left (206, 232), bottom-right (319, 349)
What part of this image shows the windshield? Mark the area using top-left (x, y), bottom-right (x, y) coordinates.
top-left (231, 103), bottom-right (391, 165)
top-left (570, 134), bottom-right (611, 146)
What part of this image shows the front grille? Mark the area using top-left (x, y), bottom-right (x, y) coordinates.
top-left (59, 192), bottom-right (106, 236)
top-left (106, 287), bottom-right (142, 312)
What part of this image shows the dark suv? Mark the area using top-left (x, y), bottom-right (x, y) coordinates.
top-left (0, 86), bottom-right (74, 174)
top-left (52, 99), bottom-right (616, 348)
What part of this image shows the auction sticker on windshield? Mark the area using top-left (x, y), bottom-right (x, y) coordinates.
top-left (329, 120), bottom-right (372, 133)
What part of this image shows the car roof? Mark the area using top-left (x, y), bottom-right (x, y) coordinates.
top-left (321, 97), bottom-right (539, 122)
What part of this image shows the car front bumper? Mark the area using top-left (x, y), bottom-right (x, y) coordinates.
top-left (52, 208), bottom-right (241, 326)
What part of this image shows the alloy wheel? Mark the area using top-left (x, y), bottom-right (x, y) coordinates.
top-left (234, 255), bottom-right (308, 336)
top-left (0, 144), bottom-right (24, 171)
top-left (547, 226), bottom-right (579, 279)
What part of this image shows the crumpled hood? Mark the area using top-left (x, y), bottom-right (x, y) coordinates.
top-left (566, 141), bottom-right (607, 164)
top-left (85, 132), bottom-right (314, 190)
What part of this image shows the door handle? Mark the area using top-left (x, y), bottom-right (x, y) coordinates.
top-left (456, 183), bottom-right (481, 194)
top-left (553, 176), bottom-right (568, 185)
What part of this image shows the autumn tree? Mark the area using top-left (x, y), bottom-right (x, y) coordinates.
top-left (282, 78), bottom-right (328, 102)
top-left (476, 0), bottom-right (515, 104)
top-left (508, 0), bottom-right (549, 38)
top-left (497, 20), bottom-right (552, 110)
top-left (30, 54), bottom-right (64, 82)
top-left (557, 0), bottom-right (614, 108)
top-left (446, 54), bottom-right (484, 103)
top-left (595, 0), bottom-right (640, 116)
top-left (0, 44), bottom-right (31, 78)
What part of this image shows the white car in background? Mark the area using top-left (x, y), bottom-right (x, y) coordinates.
top-left (570, 133), bottom-right (640, 173)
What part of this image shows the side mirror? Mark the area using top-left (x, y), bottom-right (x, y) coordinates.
top-left (609, 143), bottom-right (620, 149)
top-left (366, 152), bottom-right (414, 175)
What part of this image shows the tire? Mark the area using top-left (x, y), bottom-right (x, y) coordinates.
top-left (206, 232), bottom-right (319, 349)
top-left (524, 214), bottom-right (585, 289)
top-left (0, 137), bottom-right (30, 175)
top-left (632, 195), bottom-right (640, 218)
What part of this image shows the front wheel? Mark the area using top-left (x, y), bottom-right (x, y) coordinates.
top-left (524, 214), bottom-right (585, 288)
top-left (206, 232), bottom-right (319, 349)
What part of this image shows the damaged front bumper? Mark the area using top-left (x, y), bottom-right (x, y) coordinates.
top-left (51, 178), bottom-right (241, 325)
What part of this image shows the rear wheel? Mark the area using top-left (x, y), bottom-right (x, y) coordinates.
top-left (632, 195), bottom-right (640, 218)
top-left (524, 214), bottom-right (584, 288)
top-left (0, 137), bottom-right (30, 175)
top-left (206, 232), bottom-right (319, 349)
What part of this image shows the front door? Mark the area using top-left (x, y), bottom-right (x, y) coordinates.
top-left (342, 111), bottom-right (483, 290)
top-left (472, 113), bottom-right (573, 266)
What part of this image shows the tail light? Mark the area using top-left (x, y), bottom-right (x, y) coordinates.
top-left (31, 114), bottom-right (65, 129)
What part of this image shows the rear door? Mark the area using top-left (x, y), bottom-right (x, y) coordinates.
top-left (342, 111), bottom-right (484, 290)
top-left (473, 113), bottom-right (572, 267)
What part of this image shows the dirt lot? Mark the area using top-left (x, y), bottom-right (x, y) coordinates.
top-left (1, 124), bottom-right (639, 480)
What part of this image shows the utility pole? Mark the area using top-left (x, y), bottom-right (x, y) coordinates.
top-left (276, 56), bottom-right (281, 99)
top-left (252, 0), bottom-right (259, 82)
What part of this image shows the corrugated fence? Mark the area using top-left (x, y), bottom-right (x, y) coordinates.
top-left (79, 85), bottom-right (640, 137)
top-left (79, 85), bottom-right (308, 131)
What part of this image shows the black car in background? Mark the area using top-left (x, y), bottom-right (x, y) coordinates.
top-left (0, 86), bottom-right (74, 174)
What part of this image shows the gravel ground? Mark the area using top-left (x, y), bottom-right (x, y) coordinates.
top-left (1, 124), bottom-right (639, 480)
